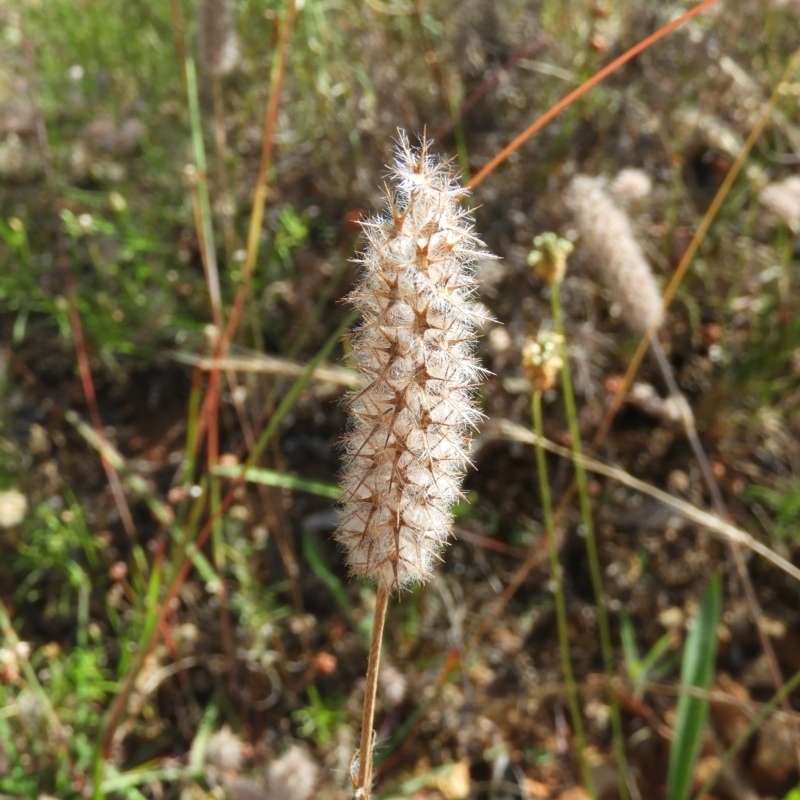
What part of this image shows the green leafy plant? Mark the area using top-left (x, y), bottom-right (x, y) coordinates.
top-left (747, 480), bottom-right (800, 542)
top-left (620, 610), bottom-right (677, 697)
top-left (667, 575), bottom-right (722, 800)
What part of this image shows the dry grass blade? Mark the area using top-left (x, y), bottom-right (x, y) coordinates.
top-left (167, 348), bottom-right (359, 387)
top-left (484, 419), bottom-right (800, 584)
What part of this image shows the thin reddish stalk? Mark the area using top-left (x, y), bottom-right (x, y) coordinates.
top-left (468, 0), bottom-right (720, 190)
top-left (188, 0), bottom-right (298, 461)
top-left (221, 0), bottom-right (298, 351)
top-left (19, 30), bottom-right (138, 544)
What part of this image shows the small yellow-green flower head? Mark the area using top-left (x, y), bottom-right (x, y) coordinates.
top-left (522, 331), bottom-right (564, 393)
top-left (527, 232), bottom-right (573, 284)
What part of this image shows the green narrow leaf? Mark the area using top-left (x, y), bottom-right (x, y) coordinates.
top-left (639, 632), bottom-right (677, 684)
top-left (188, 700), bottom-right (219, 772)
top-left (620, 609), bottom-right (641, 683)
top-left (213, 464), bottom-right (340, 499)
top-left (667, 574), bottom-right (722, 800)
top-left (301, 528), bottom-right (355, 626)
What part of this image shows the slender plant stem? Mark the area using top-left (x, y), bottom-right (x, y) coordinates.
top-left (650, 335), bottom-right (800, 768)
top-left (550, 282), bottom-right (630, 800)
top-left (649, 337), bottom-right (725, 513)
top-left (532, 391), bottom-right (595, 797)
top-left (357, 587), bottom-right (390, 799)
top-left (694, 668), bottom-right (800, 800)
top-left (185, 55), bottom-right (223, 329)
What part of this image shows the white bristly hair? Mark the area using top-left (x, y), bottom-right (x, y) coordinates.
top-left (335, 132), bottom-right (491, 592)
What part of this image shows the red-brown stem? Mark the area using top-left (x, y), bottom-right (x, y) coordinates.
top-left (468, 0), bottom-right (720, 190)
top-left (356, 587), bottom-right (390, 799)
top-left (220, 0), bottom-right (298, 352)
top-left (20, 28), bottom-right (138, 543)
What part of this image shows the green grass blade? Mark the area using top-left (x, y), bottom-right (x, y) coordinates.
top-left (301, 528), bottom-right (355, 626)
top-left (667, 574), bottom-right (722, 800)
top-left (620, 609), bottom-right (641, 683)
top-left (213, 464), bottom-right (340, 499)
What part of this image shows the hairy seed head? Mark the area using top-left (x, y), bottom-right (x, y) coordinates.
top-left (565, 175), bottom-right (663, 335)
top-left (266, 746), bottom-right (319, 800)
top-left (335, 132), bottom-right (491, 592)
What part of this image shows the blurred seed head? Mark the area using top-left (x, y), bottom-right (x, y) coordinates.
top-left (199, 0), bottom-right (241, 77)
top-left (610, 168), bottom-right (652, 203)
top-left (759, 175), bottom-right (800, 230)
top-left (206, 725), bottom-right (244, 772)
top-left (379, 661), bottom-right (408, 706)
top-left (564, 175), bottom-right (664, 334)
top-left (627, 382), bottom-right (695, 429)
top-left (16, 690), bottom-right (45, 728)
top-left (266, 745), bottom-right (319, 800)
top-left (0, 489), bottom-right (27, 528)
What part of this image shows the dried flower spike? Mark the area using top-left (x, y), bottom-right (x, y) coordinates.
top-left (564, 175), bottom-right (663, 334)
top-left (335, 132), bottom-right (490, 592)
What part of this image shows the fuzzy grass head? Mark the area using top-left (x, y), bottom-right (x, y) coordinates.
top-left (565, 174), bottom-right (664, 335)
top-left (335, 132), bottom-right (491, 593)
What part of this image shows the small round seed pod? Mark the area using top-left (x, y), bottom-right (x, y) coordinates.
top-left (522, 332), bottom-right (564, 393)
top-left (527, 232), bottom-right (573, 285)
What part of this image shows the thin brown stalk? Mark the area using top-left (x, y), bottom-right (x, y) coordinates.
top-left (356, 587), bottom-right (390, 800)
top-left (221, 0), bottom-right (298, 352)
